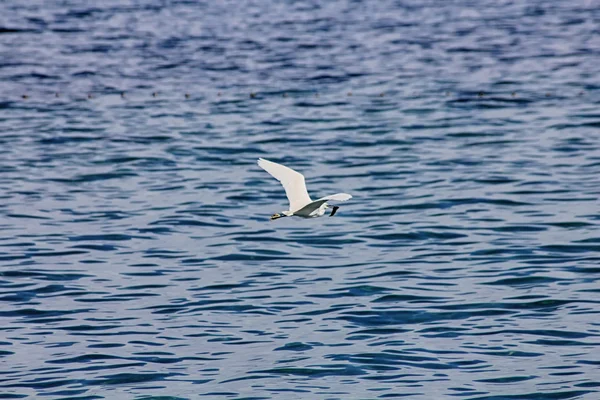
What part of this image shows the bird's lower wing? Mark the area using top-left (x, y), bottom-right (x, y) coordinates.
top-left (258, 158), bottom-right (312, 211)
top-left (294, 199), bottom-right (329, 216)
top-left (317, 193), bottom-right (352, 202)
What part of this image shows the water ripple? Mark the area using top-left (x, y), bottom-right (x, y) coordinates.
top-left (1, 0), bottom-right (599, 398)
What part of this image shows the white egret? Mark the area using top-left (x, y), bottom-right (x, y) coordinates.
top-left (257, 158), bottom-right (352, 220)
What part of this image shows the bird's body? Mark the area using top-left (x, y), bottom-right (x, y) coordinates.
top-left (257, 158), bottom-right (352, 220)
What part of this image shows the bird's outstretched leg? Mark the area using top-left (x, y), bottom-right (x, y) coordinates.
top-left (329, 206), bottom-right (339, 217)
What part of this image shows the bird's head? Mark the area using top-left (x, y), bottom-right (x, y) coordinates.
top-left (270, 211), bottom-right (292, 220)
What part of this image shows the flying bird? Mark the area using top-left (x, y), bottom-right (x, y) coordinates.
top-left (257, 158), bottom-right (352, 220)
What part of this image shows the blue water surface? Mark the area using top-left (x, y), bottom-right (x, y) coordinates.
top-left (1, 0), bottom-right (600, 399)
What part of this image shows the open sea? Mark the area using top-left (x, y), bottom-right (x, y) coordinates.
top-left (1, 0), bottom-right (599, 399)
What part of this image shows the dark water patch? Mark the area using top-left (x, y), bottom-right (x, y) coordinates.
top-left (475, 350), bottom-right (544, 358)
top-left (373, 294), bottom-right (447, 303)
top-left (274, 342), bottom-right (314, 352)
top-left (149, 218), bottom-right (240, 228)
top-left (435, 300), bottom-right (591, 312)
top-left (143, 299), bottom-right (242, 315)
top-left (308, 285), bottom-right (391, 299)
top-left (544, 222), bottom-right (596, 229)
top-left (0, 27), bottom-right (38, 34)
top-left (353, 271), bottom-right (418, 280)
top-left (524, 339), bottom-right (600, 347)
top-left (88, 343), bottom-right (124, 348)
top-left (70, 244), bottom-right (118, 251)
top-left (490, 225), bottom-right (547, 233)
top-left (37, 136), bottom-right (102, 145)
top-left (360, 231), bottom-right (467, 242)
top-left (483, 276), bottom-right (566, 287)
top-left (335, 309), bottom-right (516, 327)
top-left (210, 253), bottom-right (301, 262)
top-left (48, 172), bottom-right (138, 183)
top-left (29, 250), bottom-right (89, 257)
top-left (466, 390), bottom-right (594, 399)
top-left (255, 365), bottom-right (366, 377)
top-left (0, 269), bottom-right (92, 281)
top-left (85, 372), bottom-right (183, 386)
top-left (68, 234), bottom-right (148, 241)
top-left (541, 244), bottom-right (600, 254)
top-left (5, 213), bottom-right (51, 220)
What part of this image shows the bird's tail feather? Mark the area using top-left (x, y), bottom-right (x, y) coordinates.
top-left (318, 193), bottom-right (352, 202)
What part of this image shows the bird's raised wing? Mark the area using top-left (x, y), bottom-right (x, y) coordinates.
top-left (317, 193), bottom-right (352, 202)
top-left (258, 158), bottom-right (312, 211)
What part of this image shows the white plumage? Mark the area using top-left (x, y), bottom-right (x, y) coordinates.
top-left (257, 158), bottom-right (352, 220)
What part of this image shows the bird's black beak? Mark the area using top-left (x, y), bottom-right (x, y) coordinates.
top-left (270, 213), bottom-right (283, 220)
top-left (329, 206), bottom-right (339, 217)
